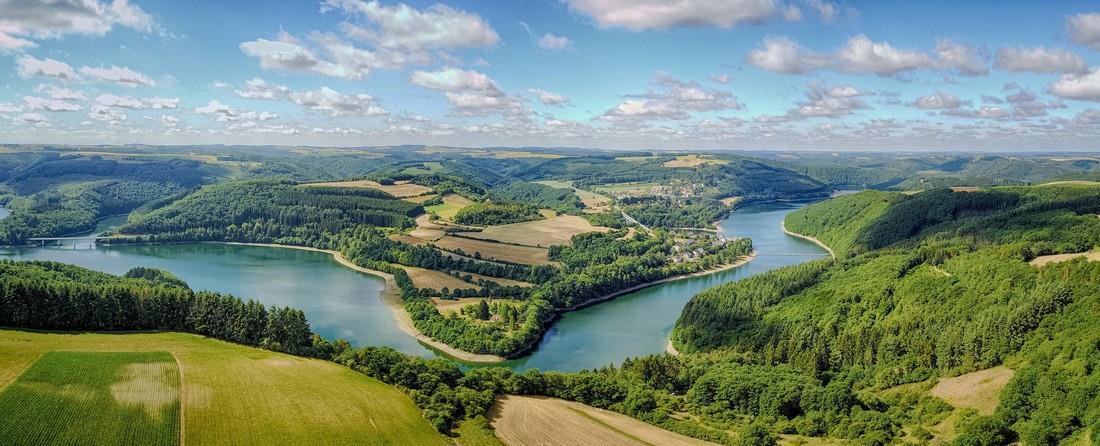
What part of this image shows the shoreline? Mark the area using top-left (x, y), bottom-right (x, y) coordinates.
top-left (780, 222), bottom-right (836, 259)
top-left (212, 242), bottom-right (507, 363)
top-left (665, 339), bottom-right (679, 356)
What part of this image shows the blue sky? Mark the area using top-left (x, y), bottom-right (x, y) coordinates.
top-left (2, 0), bottom-right (1100, 151)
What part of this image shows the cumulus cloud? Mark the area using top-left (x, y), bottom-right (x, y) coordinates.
top-left (790, 82), bottom-right (868, 117)
top-left (14, 112), bottom-right (48, 126)
top-left (566, 0), bottom-right (779, 31)
top-left (0, 0), bottom-right (159, 51)
top-left (913, 91), bottom-right (965, 109)
top-left (1067, 13), bottom-right (1100, 51)
top-left (1048, 69), bottom-right (1100, 101)
top-left (79, 65), bottom-right (155, 86)
top-left (538, 33), bottom-right (572, 51)
top-left (16, 55), bottom-right (80, 81)
top-left (243, 1), bottom-right (498, 79)
top-left (194, 100), bottom-right (277, 122)
top-left (35, 85), bottom-right (86, 101)
top-left (598, 73), bottom-right (742, 123)
top-left (290, 87), bottom-right (387, 116)
top-left (710, 74), bottom-right (731, 84)
top-left (95, 93), bottom-right (144, 109)
top-left (87, 104), bottom-right (127, 122)
top-left (23, 95), bottom-right (82, 112)
top-left (235, 78), bottom-right (290, 100)
top-left (410, 67), bottom-right (526, 116)
top-left (528, 88), bottom-right (570, 106)
top-left (144, 97), bottom-right (179, 109)
top-left (747, 35), bottom-right (986, 76)
top-left (995, 47), bottom-right (1087, 74)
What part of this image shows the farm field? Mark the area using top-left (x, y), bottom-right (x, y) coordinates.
top-left (0, 351), bottom-right (179, 446)
top-left (0, 330), bottom-right (446, 446)
top-left (304, 179), bottom-right (433, 198)
top-left (593, 182), bottom-right (658, 197)
top-left (403, 194), bottom-right (438, 204)
top-left (459, 215), bottom-right (610, 247)
top-left (434, 235), bottom-right (553, 265)
top-left (489, 395), bottom-right (713, 446)
top-left (426, 194), bottom-right (475, 221)
top-left (401, 265), bottom-right (485, 292)
top-left (662, 155), bottom-right (728, 168)
top-left (433, 297), bottom-right (521, 313)
top-left (534, 180), bottom-right (610, 212)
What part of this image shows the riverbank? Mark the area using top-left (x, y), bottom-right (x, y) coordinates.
top-left (213, 242), bottom-right (507, 363)
top-left (780, 222), bottom-right (835, 259)
top-left (665, 339), bottom-right (679, 356)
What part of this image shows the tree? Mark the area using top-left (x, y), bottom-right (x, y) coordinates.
top-left (477, 299), bottom-right (490, 321)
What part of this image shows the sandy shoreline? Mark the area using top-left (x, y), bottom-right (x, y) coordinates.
top-left (213, 242), bottom-right (506, 363)
top-left (665, 339), bottom-right (680, 356)
top-left (780, 222), bottom-right (836, 259)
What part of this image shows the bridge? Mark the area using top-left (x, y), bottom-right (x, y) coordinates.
top-left (27, 236), bottom-right (119, 248)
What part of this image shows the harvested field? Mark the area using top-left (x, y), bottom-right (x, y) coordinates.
top-left (719, 196), bottom-right (741, 207)
top-left (401, 266), bottom-right (483, 291)
top-left (1030, 250), bottom-right (1100, 266)
top-left (304, 180), bottom-right (433, 198)
top-left (410, 214), bottom-right (446, 241)
top-left (931, 366), bottom-right (1014, 415)
top-left (435, 236), bottom-right (553, 265)
top-left (0, 330), bottom-right (445, 445)
top-left (663, 154), bottom-right (728, 168)
top-left (460, 215), bottom-right (609, 247)
top-left (490, 395), bottom-right (714, 446)
top-left (426, 194), bottom-right (474, 221)
top-left (0, 351), bottom-right (179, 445)
top-left (403, 194), bottom-right (439, 204)
top-left (949, 186), bottom-right (984, 192)
top-left (433, 298), bottom-right (520, 313)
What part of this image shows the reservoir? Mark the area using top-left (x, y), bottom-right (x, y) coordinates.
top-left (0, 201), bottom-right (827, 371)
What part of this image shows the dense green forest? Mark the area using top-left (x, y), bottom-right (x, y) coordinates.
top-left (675, 184), bottom-right (1100, 445)
top-left (487, 182), bottom-right (583, 214)
top-left (451, 202), bottom-right (542, 226)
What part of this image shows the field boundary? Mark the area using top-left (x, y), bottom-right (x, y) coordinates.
top-left (0, 352), bottom-right (43, 392)
top-left (172, 352), bottom-right (186, 446)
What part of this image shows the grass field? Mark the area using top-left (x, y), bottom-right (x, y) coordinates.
top-left (490, 395), bottom-right (712, 446)
top-left (930, 366), bottom-right (1014, 415)
top-left (534, 180), bottom-right (610, 212)
top-left (0, 330), bottom-right (446, 445)
top-left (434, 236), bottom-right (553, 265)
top-left (401, 266), bottom-right (485, 292)
top-left (403, 194), bottom-right (439, 204)
top-left (304, 180), bottom-right (433, 198)
top-left (433, 298), bottom-right (521, 313)
top-left (1029, 250), bottom-right (1100, 266)
top-left (426, 194), bottom-right (474, 221)
top-left (460, 215), bottom-right (609, 247)
top-left (593, 182), bottom-right (658, 197)
top-left (662, 155), bottom-right (728, 168)
top-left (0, 351), bottom-right (179, 445)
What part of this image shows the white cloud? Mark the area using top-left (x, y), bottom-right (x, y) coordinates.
top-left (157, 114), bottom-right (179, 127)
top-left (709, 74), bottom-right (731, 84)
top-left (805, 0), bottom-right (838, 22)
top-left (290, 87), bottom-right (387, 116)
top-left (87, 104), bottom-right (126, 122)
top-left (14, 112), bottom-right (48, 125)
top-left (411, 67), bottom-right (496, 91)
top-left (23, 95), bottom-right (82, 112)
top-left (79, 65), bottom-right (155, 87)
top-left (1067, 13), bottom-right (1100, 51)
top-left (566, 0), bottom-right (779, 31)
top-left (96, 93), bottom-right (144, 109)
top-left (1049, 69), bottom-right (1100, 101)
top-left (194, 100), bottom-right (277, 122)
top-left (745, 36), bottom-right (826, 74)
top-left (598, 73), bottom-right (742, 122)
top-left (913, 91), bottom-right (965, 109)
top-left (243, 1), bottom-right (498, 79)
top-left (0, 0), bottom-right (158, 52)
top-left (995, 47), bottom-right (1087, 74)
top-left (0, 103), bottom-right (23, 113)
top-left (235, 78), bottom-right (290, 100)
top-left (36, 85), bottom-right (86, 101)
top-left (528, 88), bottom-right (570, 106)
top-left (935, 39), bottom-right (987, 76)
top-left (16, 55), bottom-right (79, 81)
top-left (538, 33), bottom-right (571, 51)
top-left (145, 97), bottom-right (179, 109)
top-left (791, 82), bottom-right (868, 117)
top-left (410, 67), bottom-right (526, 116)
top-left (835, 35), bottom-right (935, 76)
top-left (781, 6), bottom-right (802, 21)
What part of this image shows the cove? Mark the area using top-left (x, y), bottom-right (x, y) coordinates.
top-left (0, 200), bottom-right (827, 371)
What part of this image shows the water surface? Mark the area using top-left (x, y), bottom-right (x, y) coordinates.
top-left (1, 201), bottom-right (826, 370)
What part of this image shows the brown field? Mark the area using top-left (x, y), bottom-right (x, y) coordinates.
top-left (662, 155), bottom-right (729, 168)
top-left (949, 186), bottom-right (984, 192)
top-left (434, 236), bottom-right (553, 265)
top-left (304, 180), bottom-right (433, 198)
top-left (463, 150), bottom-right (565, 159)
top-left (409, 215), bottom-right (447, 241)
top-left (400, 266), bottom-right (484, 292)
top-left (433, 297), bottom-right (520, 313)
top-left (490, 395), bottom-right (715, 446)
top-left (931, 366), bottom-right (1014, 415)
top-left (719, 196), bottom-right (741, 207)
top-left (460, 215), bottom-right (609, 247)
top-left (1030, 250), bottom-right (1100, 266)
top-left (403, 194), bottom-right (438, 204)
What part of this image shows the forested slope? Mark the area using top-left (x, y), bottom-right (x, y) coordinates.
top-left (674, 184), bottom-right (1100, 444)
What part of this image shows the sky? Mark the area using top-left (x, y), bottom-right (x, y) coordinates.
top-left (2, 0), bottom-right (1100, 151)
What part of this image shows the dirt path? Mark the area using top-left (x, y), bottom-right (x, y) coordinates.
top-left (780, 221), bottom-right (836, 259)
top-left (172, 352), bottom-right (186, 446)
top-left (214, 242), bottom-right (506, 363)
top-left (490, 395), bottom-right (715, 446)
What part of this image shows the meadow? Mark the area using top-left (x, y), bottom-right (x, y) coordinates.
top-left (0, 330), bottom-right (446, 446)
top-left (426, 194), bottom-right (475, 220)
top-left (0, 351), bottom-right (179, 446)
top-left (304, 179), bottom-right (433, 198)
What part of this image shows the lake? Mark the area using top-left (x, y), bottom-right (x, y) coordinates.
top-left (0, 200), bottom-right (826, 371)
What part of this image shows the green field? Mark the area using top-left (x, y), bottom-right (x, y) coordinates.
top-left (0, 351), bottom-right (180, 445)
top-left (0, 330), bottom-right (447, 446)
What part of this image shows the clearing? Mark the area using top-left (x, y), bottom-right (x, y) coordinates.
top-left (0, 351), bottom-right (179, 445)
top-left (459, 215), bottom-right (610, 247)
top-left (593, 182), bottom-right (658, 197)
top-left (434, 235), bottom-right (553, 265)
top-left (400, 266), bottom-right (485, 292)
top-left (304, 179), bottom-right (433, 198)
top-left (490, 395), bottom-right (714, 446)
top-left (403, 194), bottom-right (439, 204)
top-left (930, 366), bottom-right (1014, 415)
top-left (426, 194), bottom-right (475, 221)
top-left (0, 330), bottom-right (446, 445)
top-left (662, 155), bottom-right (728, 168)
top-left (534, 180), bottom-right (612, 212)
top-left (433, 297), bottom-right (521, 314)
top-left (1029, 250), bottom-right (1100, 266)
